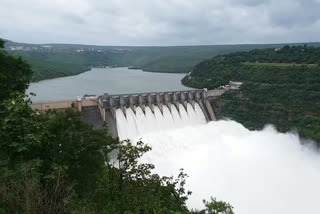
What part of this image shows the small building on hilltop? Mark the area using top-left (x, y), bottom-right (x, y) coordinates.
top-left (219, 81), bottom-right (243, 90)
top-left (229, 81), bottom-right (243, 90)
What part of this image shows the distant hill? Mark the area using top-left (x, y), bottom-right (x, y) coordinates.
top-left (183, 45), bottom-right (320, 143)
top-left (3, 39), bottom-right (320, 81)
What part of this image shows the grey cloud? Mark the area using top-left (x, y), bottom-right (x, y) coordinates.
top-left (227, 0), bottom-right (270, 6)
top-left (62, 14), bottom-right (86, 25)
top-left (267, 0), bottom-right (320, 28)
top-left (0, 0), bottom-right (319, 45)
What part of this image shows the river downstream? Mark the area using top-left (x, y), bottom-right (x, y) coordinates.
top-left (27, 67), bottom-right (191, 103)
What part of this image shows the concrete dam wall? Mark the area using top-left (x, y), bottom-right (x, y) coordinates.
top-left (30, 89), bottom-right (225, 139)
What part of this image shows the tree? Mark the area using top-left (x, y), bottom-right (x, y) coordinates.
top-left (0, 97), bottom-right (120, 213)
top-left (40, 109), bottom-right (118, 199)
top-left (202, 197), bottom-right (234, 214)
top-left (0, 39), bottom-right (4, 48)
top-left (102, 140), bottom-right (191, 214)
top-left (0, 44), bottom-right (32, 101)
top-left (0, 161), bottom-right (75, 214)
top-left (0, 95), bottom-right (46, 167)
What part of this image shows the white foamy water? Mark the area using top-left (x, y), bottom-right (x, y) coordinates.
top-left (115, 107), bottom-right (320, 214)
top-left (116, 103), bottom-right (207, 141)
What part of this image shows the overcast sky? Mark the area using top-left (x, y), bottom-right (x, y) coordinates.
top-left (1, 0), bottom-right (319, 46)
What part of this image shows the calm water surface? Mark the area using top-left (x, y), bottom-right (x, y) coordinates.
top-left (27, 67), bottom-right (191, 102)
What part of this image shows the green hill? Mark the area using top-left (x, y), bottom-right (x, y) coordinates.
top-left (183, 45), bottom-right (320, 143)
top-left (5, 39), bottom-right (320, 82)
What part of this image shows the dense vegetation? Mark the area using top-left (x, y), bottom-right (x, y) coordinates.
top-left (0, 40), bottom-right (233, 214)
top-left (8, 48), bottom-right (111, 81)
top-left (183, 45), bottom-right (320, 143)
top-left (6, 39), bottom-right (320, 82)
top-left (107, 44), bottom-right (287, 73)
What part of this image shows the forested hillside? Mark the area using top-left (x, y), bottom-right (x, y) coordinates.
top-left (7, 45), bottom-right (111, 81)
top-left (6, 39), bottom-right (319, 82)
top-left (183, 45), bottom-right (320, 143)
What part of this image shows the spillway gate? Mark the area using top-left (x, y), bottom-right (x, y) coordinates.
top-left (102, 89), bottom-right (216, 122)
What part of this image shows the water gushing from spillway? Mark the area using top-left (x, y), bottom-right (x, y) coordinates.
top-left (115, 105), bottom-right (320, 214)
top-left (116, 103), bottom-right (207, 141)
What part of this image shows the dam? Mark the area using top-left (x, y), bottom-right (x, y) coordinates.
top-left (30, 89), bottom-right (225, 140)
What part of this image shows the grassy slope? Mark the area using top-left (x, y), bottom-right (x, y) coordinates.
top-left (243, 62), bottom-right (319, 67)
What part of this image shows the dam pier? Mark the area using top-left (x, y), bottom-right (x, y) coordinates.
top-left (31, 89), bottom-right (225, 138)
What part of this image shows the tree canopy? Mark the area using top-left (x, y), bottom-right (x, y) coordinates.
top-left (0, 41), bottom-right (32, 101)
top-left (0, 39), bottom-right (4, 48)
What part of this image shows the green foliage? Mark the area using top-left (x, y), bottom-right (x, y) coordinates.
top-left (28, 59), bottom-right (89, 82)
top-left (0, 160), bottom-right (75, 214)
top-left (0, 96), bottom-right (191, 213)
top-left (99, 141), bottom-right (190, 214)
top-left (0, 49), bottom-right (32, 101)
top-left (189, 197), bottom-right (234, 214)
top-left (184, 45), bottom-right (320, 143)
top-left (202, 197), bottom-right (234, 214)
top-left (0, 95), bottom-right (47, 165)
top-left (9, 50), bottom-right (109, 82)
top-left (0, 95), bottom-right (118, 206)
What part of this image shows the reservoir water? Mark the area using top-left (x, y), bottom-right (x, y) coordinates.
top-left (27, 67), bottom-right (190, 102)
